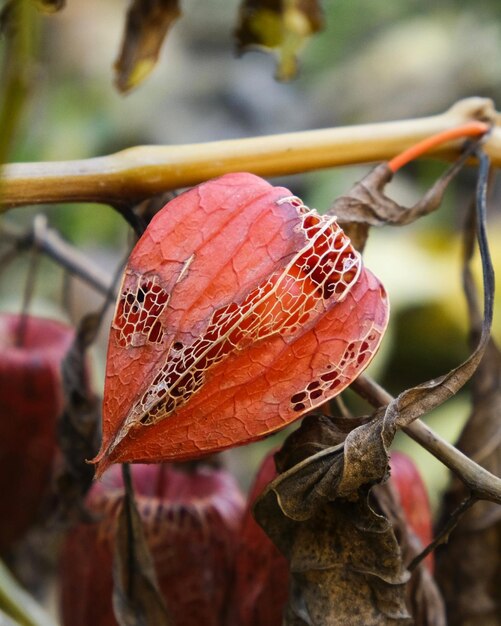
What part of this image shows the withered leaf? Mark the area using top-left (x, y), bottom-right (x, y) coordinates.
top-left (112, 466), bottom-right (172, 626)
top-left (254, 415), bottom-right (404, 624)
top-left (54, 311), bottom-right (101, 523)
top-left (263, 414), bottom-right (393, 522)
top-left (32, 0), bottom-right (65, 13)
top-left (355, 150), bottom-right (494, 437)
top-left (235, 0), bottom-right (324, 81)
top-left (115, 0), bottom-right (181, 93)
top-left (376, 482), bottom-right (446, 626)
top-left (435, 199), bottom-right (501, 624)
top-left (330, 142), bottom-right (476, 251)
top-left (256, 479), bottom-right (411, 625)
top-left (256, 414), bottom-right (446, 625)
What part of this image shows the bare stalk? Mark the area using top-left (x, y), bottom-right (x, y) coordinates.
top-left (0, 97), bottom-right (500, 210)
top-left (352, 375), bottom-right (501, 506)
top-left (0, 218), bottom-right (114, 296)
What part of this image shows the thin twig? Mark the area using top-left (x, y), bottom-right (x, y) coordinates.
top-left (0, 97), bottom-right (499, 209)
top-left (407, 494), bottom-right (477, 572)
top-left (0, 219), bottom-right (115, 296)
top-left (351, 375), bottom-right (501, 505)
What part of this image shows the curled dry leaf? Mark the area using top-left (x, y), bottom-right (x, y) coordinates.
top-left (330, 145), bottom-right (475, 251)
top-left (253, 417), bottom-right (386, 624)
top-left (255, 410), bottom-right (393, 525)
top-left (435, 205), bottom-right (501, 624)
top-left (94, 172), bottom-right (388, 475)
top-left (59, 463), bottom-right (245, 626)
top-left (53, 311), bottom-right (101, 523)
top-left (255, 417), bottom-right (445, 625)
top-left (350, 152), bottom-right (494, 448)
top-left (375, 479), bottom-right (445, 626)
top-left (115, 0), bottom-right (181, 93)
top-left (32, 0), bottom-right (65, 13)
top-left (235, 0), bottom-right (324, 80)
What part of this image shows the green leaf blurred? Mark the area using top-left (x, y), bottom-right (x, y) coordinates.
top-left (0, 559), bottom-right (57, 626)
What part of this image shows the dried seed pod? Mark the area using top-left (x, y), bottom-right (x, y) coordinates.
top-left (59, 463), bottom-right (245, 626)
top-left (0, 313), bottom-right (74, 553)
top-left (94, 173), bottom-right (389, 474)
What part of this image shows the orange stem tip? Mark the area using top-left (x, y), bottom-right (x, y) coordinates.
top-left (388, 121), bottom-right (490, 173)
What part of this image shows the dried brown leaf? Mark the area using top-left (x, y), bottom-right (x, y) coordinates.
top-left (235, 0), bottom-right (324, 81)
top-left (263, 415), bottom-right (392, 523)
top-left (256, 477), bottom-right (411, 625)
top-left (54, 312), bottom-right (101, 523)
top-left (32, 0), bottom-right (65, 13)
top-left (254, 415), bottom-right (405, 624)
top-left (330, 144), bottom-right (475, 251)
top-left (435, 211), bottom-right (501, 625)
top-left (112, 466), bottom-right (172, 626)
top-left (362, 151), bottom-right (494, 438)
top-left (115, 0), bottom-right (181, 93)
top-left (256, 414), bottom-right (446, 625)
top-left (376, 482), bottom-right (446, 626)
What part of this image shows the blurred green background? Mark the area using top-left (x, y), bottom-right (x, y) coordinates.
top-left (1, 0), bottom-right (500, 511)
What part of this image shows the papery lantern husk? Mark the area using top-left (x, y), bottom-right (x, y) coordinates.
top-left (227, 449), bottom-right (289, 626)
top-left (94, 172), bottom-right (389, 474)
top-left (59, 463), bottom-right (245, 626)
top-left (0, 313), bottom-right (74, 553)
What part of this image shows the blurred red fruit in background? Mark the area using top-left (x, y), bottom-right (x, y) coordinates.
top-left (0, 313), bottom-right (74, 553)
top-left (59, 463), bottom-right (245, 626)
top-left (60, 449), bottom-right (434, 625)
top-left (390, 451), bottom-right (434, 572)
top-left (227, 450), bottom-right (289, 626)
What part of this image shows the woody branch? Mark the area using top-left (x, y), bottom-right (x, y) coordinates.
top-left (0, 97), bottom-right (500, 210)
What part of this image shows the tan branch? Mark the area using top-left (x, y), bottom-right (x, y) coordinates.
top-left (352, 375), bottom-right (501, 506)
top-left (1, 97), bottom-right (500, 210)
top-left (0, 217), bottom-right (115, 295)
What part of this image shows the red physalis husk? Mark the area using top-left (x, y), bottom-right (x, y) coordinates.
top-left (227, 449), bottom-right (289, 626)
top-left (59, 463), bottom-right (245, 626)
top-left (94, 172), bottom-right (389, 474)
top-left (0, 313), bottom-right (74, 553)
top-left (390, 451), bottom-right (435, 573)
